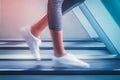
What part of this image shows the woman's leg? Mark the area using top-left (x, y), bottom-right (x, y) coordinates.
top-left (48, 0), bottom-right (66, 57)
top-left (47, 0), bottom-right (90, 68)
top-left (47, 0), bottom-right (86, 57)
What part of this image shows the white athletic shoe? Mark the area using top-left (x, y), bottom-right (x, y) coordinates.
top-left (21, 25), bottom-right (41, 60)
top-left (53, 53), bottom-right (90, 68)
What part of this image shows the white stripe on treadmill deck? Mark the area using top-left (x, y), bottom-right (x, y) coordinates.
top-left (113, 69), bottom-right (120, 71)
top-left (0, 69), bottom-right (26, 71)
top-left (0, 42), bottom-right (8, 45)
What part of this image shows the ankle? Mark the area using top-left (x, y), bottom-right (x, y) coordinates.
top-left (54, 51), bottom-right (67, 57)
top-left (31, 26), bottom-right (40, 38)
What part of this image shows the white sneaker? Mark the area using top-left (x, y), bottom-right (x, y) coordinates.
top-left (21, 25), bottom-right (41, 60)
top-left (53, 53), bottom-right (90, 68)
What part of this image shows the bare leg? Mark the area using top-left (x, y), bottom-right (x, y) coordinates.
top-left (50, 30), bottom-right (66, 57)
top-left (31, 15), bottom-right (48, 38)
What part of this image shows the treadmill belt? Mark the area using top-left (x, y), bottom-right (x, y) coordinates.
top-left (0, 40), bottom-right (119, 75)
top-left (0, 59), bottom-right (120, 75)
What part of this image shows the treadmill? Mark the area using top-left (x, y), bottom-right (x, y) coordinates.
top-left (0, 0), bottom-right (120, 76)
